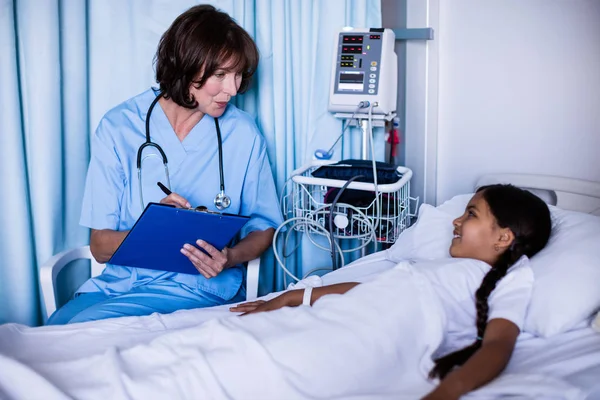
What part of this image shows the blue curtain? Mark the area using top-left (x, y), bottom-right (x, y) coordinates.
top-left (0, 0), bottom-right (90, 325)
top-left (0, 0), bottom-right (382, 325)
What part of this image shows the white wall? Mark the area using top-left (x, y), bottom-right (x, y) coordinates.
top-left (402, 0), bottom-right (440, 207)
top-left (435, 0), bottom-right (600, 203)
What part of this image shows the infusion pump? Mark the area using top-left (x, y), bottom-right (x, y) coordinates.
top-left (328, 28), bottom-right (397, 116)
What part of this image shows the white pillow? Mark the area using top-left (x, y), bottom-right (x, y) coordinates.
top-left (388, 193), bottom-right (600, 337)
top-left (387, 194), bottom-right (471, 262)
top-left (436, 193), bottom-right (472, 216)
top-left (524, 206), bottom-right (600, 336)
top-left (387, 203), bottom-right (453, 262)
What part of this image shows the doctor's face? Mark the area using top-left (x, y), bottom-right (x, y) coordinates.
top-left (189, 63), bottom-right (242, 118)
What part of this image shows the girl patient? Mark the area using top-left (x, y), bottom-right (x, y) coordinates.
top-left (231, 184), bottom-right (552, 400)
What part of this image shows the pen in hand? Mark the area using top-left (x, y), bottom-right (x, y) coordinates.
top-left (157, 182), bottom-right (172, 196)
top-left (157, 182), bottom-right (191, 208)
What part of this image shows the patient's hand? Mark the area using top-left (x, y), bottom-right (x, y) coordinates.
top-left (229, 291), bottom-right (300, 315)
top-left (231, 283), bottom-right (358, 315)
top-left (229, 300), bottom-right (269, 314)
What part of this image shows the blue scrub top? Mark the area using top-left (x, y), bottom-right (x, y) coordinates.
top-left (78, 89), bottom-right (283, 301)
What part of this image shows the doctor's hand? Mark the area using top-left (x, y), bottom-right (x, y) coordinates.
top-left (160, 193), bottom-right (191, 209)
top-left (180, 240), bottom-right (230, 279)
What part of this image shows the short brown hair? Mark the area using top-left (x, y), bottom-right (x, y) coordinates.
top-left (154, 5), bottom-right (259, 108)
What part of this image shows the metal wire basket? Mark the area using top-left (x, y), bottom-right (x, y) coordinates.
top-left (282, 161), bottom-right (418, 244)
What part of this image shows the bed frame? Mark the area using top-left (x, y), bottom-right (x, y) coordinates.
top-left (476, 173), bottom-right (600, 215)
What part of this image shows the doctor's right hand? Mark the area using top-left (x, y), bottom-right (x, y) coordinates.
top-left (160, 193), bottom-right (191, 209)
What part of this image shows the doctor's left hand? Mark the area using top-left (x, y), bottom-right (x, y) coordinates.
top-left (180, 240), bottom-right (230, 279)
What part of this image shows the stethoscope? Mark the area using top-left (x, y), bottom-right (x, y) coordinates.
top-left (137, 92), bottom-right (231, 211)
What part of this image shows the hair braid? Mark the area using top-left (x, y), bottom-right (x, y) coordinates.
top-left (428, 251), bottom-right (513, 379)
top-left (474, 255), bottom-right (511, 338)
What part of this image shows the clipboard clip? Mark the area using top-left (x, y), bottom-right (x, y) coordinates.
top-left (191, 205), bottom-right (222, 215)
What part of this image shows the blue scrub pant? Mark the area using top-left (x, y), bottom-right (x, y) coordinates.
top-left (46, 285), bottom-right (246, 325)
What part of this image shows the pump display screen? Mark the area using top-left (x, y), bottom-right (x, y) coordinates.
top-left (338, 72), bottom-right (364, 91)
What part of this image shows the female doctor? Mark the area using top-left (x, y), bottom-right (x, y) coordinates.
top-left (47, 5), bottom-right (283, 325)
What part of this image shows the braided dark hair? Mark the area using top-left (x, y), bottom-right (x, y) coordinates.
top-left (429, 184), bottom-right (551, 379)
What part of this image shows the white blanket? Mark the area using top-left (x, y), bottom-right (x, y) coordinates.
top-left (0, 263), bottom-right (445, 400)
top-left (1, 254), bottom-right (598, 399)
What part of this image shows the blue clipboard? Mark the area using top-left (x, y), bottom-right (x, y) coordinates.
top-left (109, 203), bottom-right (250, 275)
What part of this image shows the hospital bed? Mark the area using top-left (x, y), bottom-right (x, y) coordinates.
top-left (0, 173), bottom-right (599, 399)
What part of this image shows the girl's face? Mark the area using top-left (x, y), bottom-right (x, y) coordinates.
top-left (450, 192), bottom-right (514, 265)
top-left (188, 61), bottom-right (243, 118)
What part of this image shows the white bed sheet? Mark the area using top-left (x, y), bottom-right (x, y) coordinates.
top-left (1, 262), bottom-right (446, 399)
top-left (1, 252), bottom-right (599, 399)
top-left (472, 322), bottom-right (600, 399)
top-left (0, 252), bottom-right (396, 364)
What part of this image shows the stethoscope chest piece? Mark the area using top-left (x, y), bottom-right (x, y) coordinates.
top-left (214, 191), bottom-right (231, 210)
